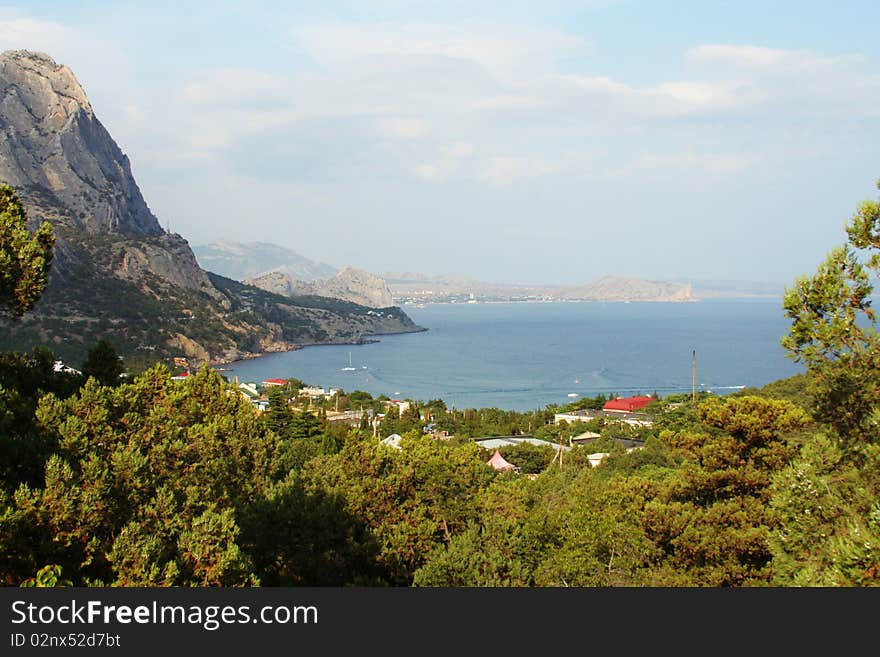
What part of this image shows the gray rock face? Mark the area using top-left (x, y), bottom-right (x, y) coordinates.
top-left (0, 50), bottom-right (163, 237)
top-left (246, 266), bottom-right (395, 308)
top-left (111, 233), bottom-right (223, 299)
top-left (319, 267), bottom-right (395, 308)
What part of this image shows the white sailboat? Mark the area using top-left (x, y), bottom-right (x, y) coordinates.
top-left (342, 352), bottom-right (356, 371)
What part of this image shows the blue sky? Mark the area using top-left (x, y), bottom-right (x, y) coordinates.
top-left (1, 1), bottom-right (878, 286)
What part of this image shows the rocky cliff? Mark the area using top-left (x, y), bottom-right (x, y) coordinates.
top-left (246, 266), bottom-right (395, 308)
top-left (0, 50), bottom-right (164, 238)
top-left (0, 50), bottom-right (423, 367)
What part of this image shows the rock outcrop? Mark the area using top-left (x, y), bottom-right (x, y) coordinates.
top-left (246, 266), bottom-right (395, 308)
top-left (0, 50), bottom-right (163, 237)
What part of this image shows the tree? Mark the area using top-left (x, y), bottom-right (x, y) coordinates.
top-left (0, 365), bottom-right (365, 586)
top-left (81, 340), bottom-right (125, 387)
top-left (0, 184), bottom-right (54, 316)
top-left (264, 386), bottom-right (294, 438)
top-left (781, 178), bottom-right (880, 445)
top-left (770, 177), bottom-right (880, 586)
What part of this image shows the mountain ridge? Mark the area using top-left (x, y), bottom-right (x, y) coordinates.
top-left (193, 241), bottom-right (338, 282)
top-left (0, 50), bottom-right (422, 368)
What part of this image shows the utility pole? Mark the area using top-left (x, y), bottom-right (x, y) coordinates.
top-left (692, 350), bottom-right (697, 406)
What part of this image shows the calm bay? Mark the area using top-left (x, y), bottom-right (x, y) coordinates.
top-left (224, 299), bottom-right (802, 411)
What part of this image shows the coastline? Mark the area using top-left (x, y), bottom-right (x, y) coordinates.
top-left (215, 299), bottom-right (801, 410)
top-left (398, 294), bottom-right (781, 307)
top-left (215, 325), bottom-right (429, 369)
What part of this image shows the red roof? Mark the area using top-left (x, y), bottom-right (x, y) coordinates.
top-left (603, 395), bottom-right (653, 413)
top-left (263, 378), bottom-right (288, 385)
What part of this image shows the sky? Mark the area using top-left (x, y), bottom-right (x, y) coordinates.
top-left (1, 1), bottom-right (878, 286)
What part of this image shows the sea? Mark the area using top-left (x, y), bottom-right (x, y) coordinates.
top-left (223, 299), bottom-right (804, 411)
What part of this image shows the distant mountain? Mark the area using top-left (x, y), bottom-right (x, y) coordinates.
top-left (560, 276), bottom-right (693, 302)
top-left (192, 241), bottom-right (338, 282)
top-left (246, 266), bottom-right (395, 308)
top-left (0, 50), bottom-right (422, 367)
top-left (386, 272), bottom-right (694, 303)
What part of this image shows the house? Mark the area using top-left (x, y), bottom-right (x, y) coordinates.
top-left (262, 378), bottom-right (289, 388)
top-left (570, 430), bottom-right (602, 445)
top-left (389, 399), bottom-right (411, 415)
top-left (603, 395), bottom-right (654, 413)
top-left (299, 386), bottom-right (326, 398)
top-left (380, 433), bottom-right (403, 450)
top-left (327, 409), bottom-right (373, 426)
top-left (53, 360), bottom-right (81, 375)
top-left (576, 436), bottom-right (645, 451)
top-left (554, 409), bottom-right (653, 428)
top-left (171, 371), bottom-right (190, 381)
top-left (299, 386), bottom-right (339, 401)
top-left (486, 449), bottom-right (519, 473)
top-left (238, 382), bottom-right (260, 399)
top-left (475, 436), bottom-right (571, 452)
top-left (586, 444), bottom-right (644, 468)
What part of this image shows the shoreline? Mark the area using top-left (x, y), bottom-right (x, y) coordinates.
top-left (215, 325), bottom-right (429, 369)
top-left (398, 295), bottom-right (781, 307)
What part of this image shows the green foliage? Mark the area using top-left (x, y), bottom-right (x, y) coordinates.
top-left (0, 348), bottom-right (82, 491)
top-left (0, 185), bottom-right (54, 317)
top-left (20, 563), bottom-right (71, 587)
top-left (781, 179), bottom-right (880, 445)
top-left (302, 434), bottom-right (495, 584)
top-left (264, 386), bottom-right (295, 438)
top-left (634, 396), bottom-right (810, 585)
top-left (0, 365), bottom-right (381, 586)
top-left (81, 340), bottom-right (125, 387)
top-left (769, 437), bottom-right (880, 586)
top-left (496, 443), bottom-right (556, 474)
top-left (413, 477), bottom-right (543, 586)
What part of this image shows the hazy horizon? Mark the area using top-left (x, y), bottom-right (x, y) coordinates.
top-left (2, 1), bottom-right (878, 286)
top-left (193, 238), bottom-right (791, 291)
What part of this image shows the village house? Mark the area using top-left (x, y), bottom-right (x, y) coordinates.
top-left (554, 408), bottom-right (653, 428)
top-left (53, 360), bottom-right (81, 375)
top-left (298, 386), bottom-right (339, 401)
top-left (603, 395), bottom-right (655, 413)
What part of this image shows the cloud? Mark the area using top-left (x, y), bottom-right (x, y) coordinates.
top-left (479, 156), bottom-right (555, 184)
top-left (684, 44), bottom-right (880, 119)
top-left (686, 44), bottom-right (863, 73)
top-left (181, 68), bottom-right (292, 108)
top-left (415, 142), bottom-right (475, 181)
top-left (0, 11), bottom-right (72, 50)
top-left (376, 117), bottom-right (430, 139)
top-left (291, 21), bottom-right (588, 79)
top-left (637, 152), bottom-right (752, 175)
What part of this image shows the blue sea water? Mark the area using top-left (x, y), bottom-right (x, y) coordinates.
top-left (224, 299), bottom-right (803, 411)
